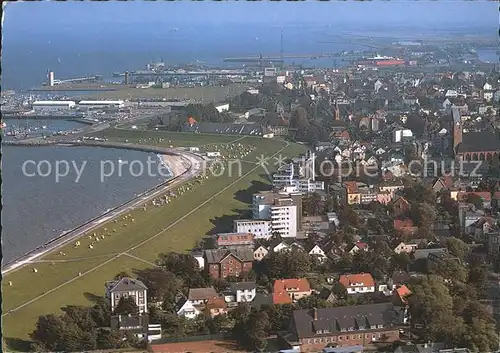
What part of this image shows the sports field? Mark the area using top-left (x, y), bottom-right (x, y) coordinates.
top-left (2, 131), bottom-right (306, 351)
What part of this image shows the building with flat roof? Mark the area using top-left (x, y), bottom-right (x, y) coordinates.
top-left (233, 219), bottom-right (272, 239)
top-left (252, 188), bottom-right (302, 238)
top-left (32, 100), bottom-right (76, 110)
top-left (78, 100), bottom-right (125, 108)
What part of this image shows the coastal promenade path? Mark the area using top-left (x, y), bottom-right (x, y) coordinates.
top-left (1, 143), bottom-right (204, 275)
top-left (2, 140), bottom-right (289, 319)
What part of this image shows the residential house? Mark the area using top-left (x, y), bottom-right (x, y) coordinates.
top-left (205, 296), bottom-right (228, 318)
top-left (253, 245), bottom-right (269, 261)
top-left (377, 191), bottom-right (393, 205)
top-left (105, 277), bottom-right (148, 314)
top-left (392, 196), bottom-right (410, 217)
top-left (216, 232), bottom-right (254, 248)
top-left (394, 219), bottom-right (417, 235)
top-left (427, 252), bottom-right (461, 273)
top-left (457, 192), bottom-right (492, 209)
top-left (392, 285), bottom-right (412, 324)
top-left (223, 282), bottom-right (257, 304)
top-left (347, 241), bottom-right (368, 255)
top-left (283, 303), bottom-right (403, 351)
top-left (273, 278), bottom-right (312, 304)
top-left (339, 273), bottom-right (376, 294)
top-left (379, 181), bottom-right (405, 198)
top-left (186, 287), bottom-right (219, 308)
top-left (392, 285), bottom-right (411, 307)
top-left (393, 241), bottom-right (419, 254)
top-left (486, 230), bottom-right (500, 257)
top-left (308, 244), bottom-right (328, 262)
top-left (110, 314), bottom-right (151, 341)
top-left (191, 250), bottom-right (205, 269)
top-left (466, 217), bottom-right (496, 242)
top-left (413, 248), bottom-right (449, 261)
top-left (204, 247), bottom-right (254, 279)
top-left (344, 181), bottom-right (361, 205)
top-left (269, 236), bottom-right (304, 253)
top-left (177, 299), bottom-right (202, 319)
top-left (378, 271), bottom-right (411, 296)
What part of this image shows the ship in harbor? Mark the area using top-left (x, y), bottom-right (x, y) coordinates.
top-left (355, 55), bottom-right (406, 67)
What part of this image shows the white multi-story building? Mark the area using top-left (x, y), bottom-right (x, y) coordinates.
top-left (233, 219), bottom-right (272, 239)
top-left (252, 189), bottom-right (302, 238)
top-left (272, 152), bottom-right (324, 193)
top-left (105, 277), bottom-right (148, 314)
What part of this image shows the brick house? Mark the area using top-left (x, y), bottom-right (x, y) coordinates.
top-left (283, 303), bottom-right (403, 351)
top-left (391, 196), bottom-right (410, 217)
top-left (204, 247), bottom-right (254, 279)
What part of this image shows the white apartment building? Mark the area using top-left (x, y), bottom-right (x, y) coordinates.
top-left (272, 153), bottom-right (324, 193)
top-left (252, 189), bottom-right (302, 238)
top-left (233, 219), bottom-right (272, 239)
top-left (105, 277), bottom-right (148, 314)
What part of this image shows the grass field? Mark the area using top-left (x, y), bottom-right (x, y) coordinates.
top-left (90, 128), bottom-right (244, 147)
top-left (2, 132), bottom-right (306, 351)
top-left (85, 84), bottom-right (249, 101)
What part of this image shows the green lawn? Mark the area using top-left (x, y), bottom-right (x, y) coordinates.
top-left (2, 134), bottom-right (306, 350)
top-left (89, 128), bottom-right (245, 147)
top-left (84, 83), bottom-right (249, 101)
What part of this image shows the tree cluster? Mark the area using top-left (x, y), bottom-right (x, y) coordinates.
top-left (184, 103), bottom-right (231, 123)
top-left (408, 275), bottom-right (498, 352)
top-left (30, 298), bottom-right (142, 352)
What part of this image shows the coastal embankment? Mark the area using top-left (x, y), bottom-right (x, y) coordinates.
top-left (1, 144), bottom-right (204, 275)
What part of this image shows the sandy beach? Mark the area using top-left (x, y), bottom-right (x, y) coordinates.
top-left (161, 153), bottom-right (190, 177)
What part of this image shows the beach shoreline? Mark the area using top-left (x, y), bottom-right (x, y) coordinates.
top-left (2, 147), bottom-right (204, 275)
top-left (160, 153), bottom-right (190, 177)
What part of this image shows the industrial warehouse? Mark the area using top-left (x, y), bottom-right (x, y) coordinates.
top-left (32, 100), bottom-right (125, 111)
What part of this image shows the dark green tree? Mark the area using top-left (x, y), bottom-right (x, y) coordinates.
top-left (96, 329), bottom-right (124, 350)
top-left (114, 296), bottom-right (139, 316)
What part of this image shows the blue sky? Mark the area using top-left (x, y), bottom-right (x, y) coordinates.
top-left (3, 0), bottom-right (497, 29)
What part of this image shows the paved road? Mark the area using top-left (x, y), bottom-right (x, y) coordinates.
top-left (2, 140), bottom-right (289, 317)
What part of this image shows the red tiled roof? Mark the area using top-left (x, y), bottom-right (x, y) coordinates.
top-left (339, 273), bottom-right (375, 288)
top-left (355, 241), bottom-right (368, 249)
top-left (205, 296), bottom-right (227, 310)
top-left (272, 291), bottom-right (292, 305)
top-left (273, 278), bottom-right (311, 304)
top-left (395, 285), bottom-right (412, 305)
top-left (394, 219), bottom-right (415, 230)
top-left (344, 181), bottom-right (359, 193)
top-left (458, 192), bottom-right (491, 202)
